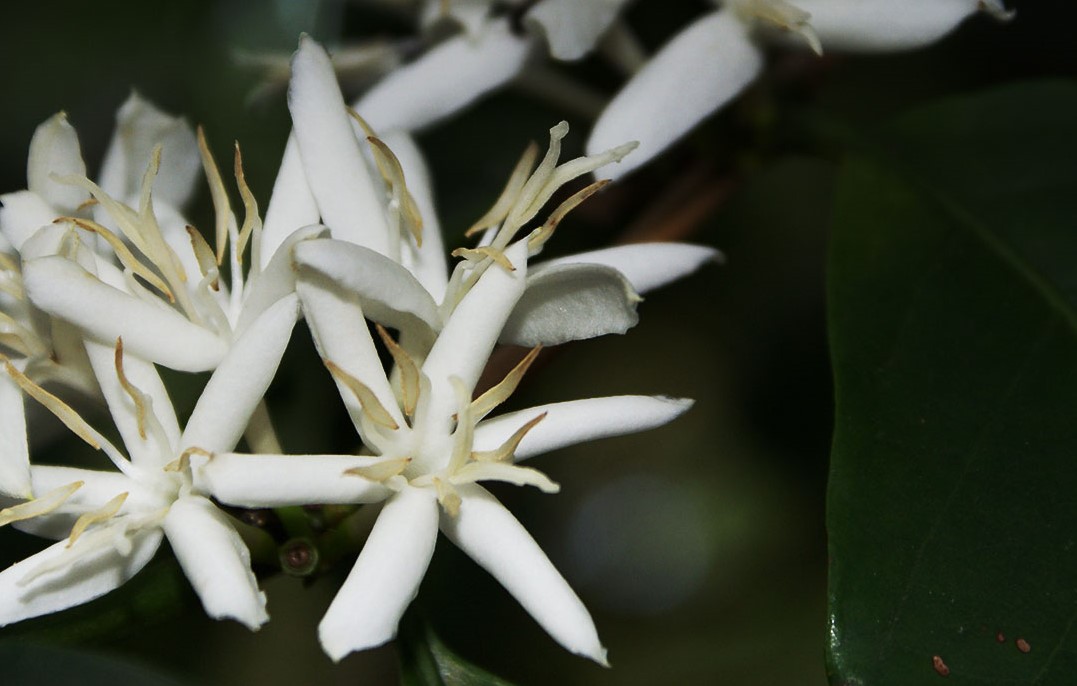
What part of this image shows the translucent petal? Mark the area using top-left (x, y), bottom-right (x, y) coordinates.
top-left (355, 19), bottom-right (533, 133)
top-left (199, 453), bottom-right (392, 507)
top-left (500, 263), bottom-right (639, 346)
top-left (259, 134), bottom-right (321, 272)
top-left (318, 487), bottom-right (439, 661)
top-left (162, 495), bottom-right (267, 630)
top-left (587, 10), bottom-right (763, 179)
top-left (0, 527), bottom-right (162, 627)
top-left (442, 484), bottom-right (607, 664)
top-left (525, 0), bottom-right (632, 60)
top-left (474, 395), bottom-right (693, 461)
top-left (181, 294), bottom-right (299, 454)
top-left (536, 243), bottom-right (721, 294)
top-left (27, 113), bottom-right (88, 214)
top-left (289, 37), bottom-right (389, 254)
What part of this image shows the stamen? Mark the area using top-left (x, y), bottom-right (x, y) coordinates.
top-left (164, 446), bottom-right (213, 473)
top-left (433, 477), bottom-right (462, 517)
top-left (343, 457), bottom-right (411, 482)
top-left (186, 225), bottom-right (220, 291)
top-left (233, 142), bottom-right (262, 266)
top-left (59, 217), bottom-right (175, 302)
top-left (67, 492), bottom-right (128, 547)
top-left (450, 461), bottom-right (560, 493)
top-left (197, 126), bottom-right (233, 265)
top-left (527, 179), bottom-right (610, 253)
top-left (471, 346), bottom-right (542, 419)
top-left (447, 377), bottom-right (475, 474)
top-left (471, 412), bottom-right (546, 463)
top-left (113, 338), bottom-right (148, 440)
top-left (0, 312), bottom-right (45, 358)
top-left (325, 360), bottom-right (400, 430)
top-left (366, 136), bottom-right (424, 248)
top-left (0, 481), bottom-right (83, 527)
top-left (450, 246), bottom-right (516, 272)
top-left (499, 122), bottom-right (571, 243)
top-left (1, 354), bottom-right (101, 450)
top-left (465, 141), bottom-right (539, 238)
top-left (375, 325), bottom-right (420, 418)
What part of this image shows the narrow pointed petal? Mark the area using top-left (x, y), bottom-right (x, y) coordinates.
top-left (355, 20), bottom-right (533, 133)
top-left (422, 240), bottom-right (529, 422)
top-left (258, 134), bottom-right (321, 272)
top-left (474, 395), bottom-right (693, 462)
top-left (23, 256), bottom-right (227, 372)
top-left (199, 453), bottom-right (392, 507)
top-left (182, 294), bottom-right (299, 454)
top-left (796, 0), bottom-right (993, 52)
top-left (0, 373), bottom-right (31, 498)
top-left (236, 224), bottom-right (327, 337)
top-left (84, 339), bottom-right (181, 468)
top-left (14, 466), bottom-right (151, 540)
top-left (98, 93), bottom-right (200, 207)
top-left (537, 243), bottom-right (721, 294)
top-left (295, 271), bottom-right (403, 431)
top-left (295, 239), bottom-right (441, 336)
top-left (0, 528), bottom-right (162, 627)
top-left (319, 487), bottom-right (439, 661)
top-left (27, 113), bottom-right (89, 214)
top-left (0, 191), bottom-right (58, 251)
top-left (587, 10), bottom-right (763, 179)
top-left (289, 37), bottom-right (389, 254)
top-left (442, 484), bottom-right (607, 664)
top-left (162, 495), bottom-right (267, 630)
top-left (500, 263), bottom-right (639, 346)
top-left (380, 131), bottom-right (449, 302)
top-left (525, 0), bottom-right (631, 60)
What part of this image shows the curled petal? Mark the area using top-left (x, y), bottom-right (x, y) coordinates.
top-left (319, 487), bottom-right (439, 661)
top-left (162, 495), bottom-right (267, 630)
top-left (441, 484), bottom-right (607, 664)
top-left (587, 10), bottom-right (763, 179)
top-left (474, 395), bottom-right (693, 462)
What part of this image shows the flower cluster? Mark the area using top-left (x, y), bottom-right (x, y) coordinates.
top-left (0, 36), bottom-right (716, 663)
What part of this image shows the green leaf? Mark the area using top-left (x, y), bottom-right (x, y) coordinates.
top-left (0, 640), bottom-right (190, 686)
top-left (398, 610), bottom-right (516, 686)
top-left (826, 81), bottom-right (1077, 685)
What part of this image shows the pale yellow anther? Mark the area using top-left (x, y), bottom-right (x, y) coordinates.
top-left (197, 126), bottom-right (232, 265)
top-left (451, 246), bottom-right (516, 272)
top-left (164, 446), bottom-right (213, 473)
top-left (0, 252), bottom-right (21, 276)
top-left (67, 492), bottom-right (128, 547)
top-left (528, 179), bottom-right (610, 252)
top-left (343, 457), bottom-right (412, 482)
top-left (186, 225), bottom-right (220, 291)
top-left (366, 136), bottom-right (424, 248)
top-left (75, 196), bottom-right (99, 212)
top-left (471, 412), bottom-right (546, 464)
top-left (113, 338), bottom-right (148, 440)
top-left (233, 141), bottom-right (262, 266)
top-left (465, 141), bottom-right (539, 238)
top-left (1, 354), bottom-right (100, 450)
top-left (471, 346), bottom-right (542, 420)
top-left (325, 360), bottom-right (400, 430)
top-left (375, 325), bottom-right (421, 418)
top-left (0, 481), bottom-right (83, 528)
top-left (450, 461), bottom-right (560, 494)
top-left (433, 477), bottom-right (462, 517)
top-left (59, 217), bottom-right (175, 302)
top-left (733, 0), bottom-right (822, 55)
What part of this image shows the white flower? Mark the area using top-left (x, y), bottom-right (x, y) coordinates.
top-left (587, 0), bottom-right (1015, 177)
top-left (0, 286), bottom-right (299, 629)
top-left (199, 235), bottom-right (693, 662)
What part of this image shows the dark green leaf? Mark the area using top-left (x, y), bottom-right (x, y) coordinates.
top-left (398, 610), bottom-right (516, 686)
top-left (827, 81), bottom-right (1077, 685)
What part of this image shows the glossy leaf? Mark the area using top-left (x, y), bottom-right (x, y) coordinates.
top-left (827, 81), bottom-right (1077, 685)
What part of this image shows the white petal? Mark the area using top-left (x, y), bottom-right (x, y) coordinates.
top-left (0, 528), bottom-right (162, 627)
top-left (474, 395), bottom-right (693, 461)
top-left (199, 453), bottom-right (392, 507)
top-left (0, 191), bottom-right (58, 251)
top-left (796, 0), bottom-right (987, 52)
top-left (236, 224), bottom-right (327, 337)
top-left (355, 19), bottom-right (533, 133)
top-left (525, 0), bottom-right (631, 60)
top-left (537, 243), bottom-right (720, 294)
top-left (587, 10), bottom-right (762, 179)
top-left (258, 134), bottom-right (321, 272)
top-left (289, 37), bottom-right (390, 254)
top-left (23, 256), bottom-right (228, 372)
top-left (14, 466), bottom-right (149, 540)
top-left (0, 373), bottom-right (31, 499)
top-left (162, 495), bottom-right (267, 630)
top-left (295, 239), bottom-right (441, 336)
top-left (380, 131), bottom-right (449, 302)
top-left (318, 486), bottom-right (439, 661)
top-left (500, 263), bottom-right (639, 347)
top-left (84, 339), bottom-right (180, 469)
top-left (27, 113), bottom-right (88, 214)
top-left (421, 240), bottom-right (528, 423)
top-left (98, 93), bottom-right (200, 208)
top-left (295, 271), bottom-right (403, 431)
top-left (441, 484), bottom-right (607, 664)
top-left (182, 294), bottom-right (299, 454)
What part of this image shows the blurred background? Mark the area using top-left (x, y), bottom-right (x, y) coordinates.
top-left (0, 1), bottom-right (1069, 683)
